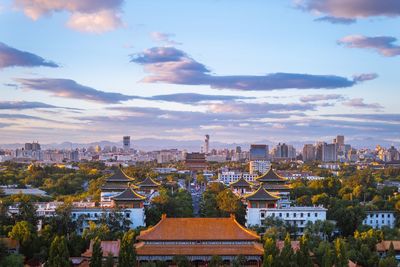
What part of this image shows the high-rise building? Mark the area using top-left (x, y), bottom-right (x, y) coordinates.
top-left (32, 142), bottom-right (41, 151)
top-left (334, 135), bottom-right (344, 146)
top-left (204, 134), bottom-right (210, 155)
top-left (302, 144), bottom-right (316, 162)
top-left (249, 144), bottom-right (269, 161)
top-left (25, 143), bottom-right (33, 151)
top-left (123, 136), bottom-right (130, 152)
top-left (322, 143), bottom-right (337, 162)
top-left (315, 142), bottom-right (324, 161)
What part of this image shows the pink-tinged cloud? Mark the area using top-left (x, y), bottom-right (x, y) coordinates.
top-left (150, 32), bottom-right (181, 45)
top-left (342, 98), bottom-right (383, 110)
top-left (339, 35), bottom-right (400, 57)
top-left (297, 0), bottom-right (400, 22)
top-left (14, 0), bottom-right (124, 33)
top-left (0, 42), bottom-right (58, 69)
top-left (67, 10), bottom-right (122, 33)
top-left (130, 46), bottom-right (377, 91)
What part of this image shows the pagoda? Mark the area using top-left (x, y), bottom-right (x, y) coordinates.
top-left (135, 214), bottom-right (263, 265)
top-left (255, 168), bottom-right (290, 194)
top-left (137, 177), bottom-right (161, 194)
top-left (100, 168), bottom-right (136, 206)
top-left (111, 187), bottom-right (146, 209)
top-left (230, 176), bottom-right (253, 195)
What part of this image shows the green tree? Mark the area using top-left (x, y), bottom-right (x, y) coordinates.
top-left (232, 255), bottom-right (246, 267)
top-left (277, 233), bottom-right (296, 267)
top-left (103, 252), bottom-right (115, 267)
top-left (0, 253), bottom-right (24, 267)
top-left (48, 235), bottom-right (70, 267)
top-left (209, 255), bottom-right (223, 267)
top-left (118, 231), bottom-right (136, 267)
top-left (333, 238), bottom-right (348, 267)
top-left (90, 238), bottom-right (103, 267)
top-left (296, 235), bottom-right (313, 267)
top-left (8, 221), bottom-right (34, 246)
top-left (314, 241), bottom-right (333, 267)
top-left (263, 237), bottom-right (278, 267)
top-left (172, 255), bottom-right (190, 267)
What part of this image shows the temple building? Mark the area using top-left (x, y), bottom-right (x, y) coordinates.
top-left (135, 214), bottom-right (263, 265)
top-left (230, 176), bottom-right (253, 196)
top-left (255, 168), bottom-right (290, 194)
top-left (137, 177), bottom-right (161, 194)
top-left (100, 168), bottom-right (136, 207)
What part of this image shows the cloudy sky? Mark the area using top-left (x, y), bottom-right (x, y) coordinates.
top-left (0, 0), bottom-right (399, 147)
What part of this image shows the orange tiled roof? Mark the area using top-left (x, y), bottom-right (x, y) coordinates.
top-left (81, 240), bottom-right (120, 257)
top-left (0, 238), bottom-right (18, 249)
top-left (135, 242), bottom-right (264, 256)
top-left (137, 215), bottom-right (260, 241)
top-left (376, 241), bottom-right (400, 252)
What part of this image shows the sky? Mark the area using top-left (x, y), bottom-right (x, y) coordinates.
top-left (0, 0), bottom-right (399, 147)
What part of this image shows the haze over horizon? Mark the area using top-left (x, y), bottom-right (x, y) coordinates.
top-left (1, 0), bottom-right (399, 145)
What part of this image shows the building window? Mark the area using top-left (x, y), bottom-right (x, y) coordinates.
top-left (300, 213), bottom-right (303, 218)
top-left (293, 213), bottom-right (297, 218)
top-left (307, 213), bottom-right (310, 217)
top-left (387, 214), bottom-right (391, 218)
top-left (279, 213), bottom-right (282, 217)
top-left (286, 213), bottom-right (289, 218)
top-left (382, 214), bottom-right (384, 218)
top-left (315, 213), bottom-right (318, 217)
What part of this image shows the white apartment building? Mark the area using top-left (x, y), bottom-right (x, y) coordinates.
top-left (218, 172), bottom-right (258, 184)
top-left (71, 207), bottom-right (145, 234)
top-left (363, 211), bottom-right (396, 229)
top-left (249, 160), bottom-right (271, 175)
top-left (246, 205), bottom-right (327, 234)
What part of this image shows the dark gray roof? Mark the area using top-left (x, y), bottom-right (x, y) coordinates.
top-left (245, 186), bottom-right (280, 201)
top-left (112, 188), bottom-right (146, 201)
top-left (230, 177), bottom-right (252, 187)
top-left (256, 169), bottom-right (287, 183)
top-left (105, 168), bottom-right (135, 183)
top-left (138, 177), bottom-right (161, 188)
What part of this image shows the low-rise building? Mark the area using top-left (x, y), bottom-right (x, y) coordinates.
top-left (218, 171), bottom-right (257, 184)
top-left (363, 211), bottom-right (396, 229)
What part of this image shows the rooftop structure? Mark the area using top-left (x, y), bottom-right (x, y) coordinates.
top-left (135, 215), bottom-right (263, 264)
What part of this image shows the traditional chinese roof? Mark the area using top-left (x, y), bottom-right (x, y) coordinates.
top-left (135, 242), bottom-right (264, 256)
top-left (230, 177), bottom-right (252, 188)
top-left (137, 177), bottom-right (161, 188)
top-left (262, 183), bottom-right (291, 191)
top-left (100, 183), bottom-right (130, 191)
top-left (256, 169), bottom-right (287, 183)
top-left (244, 186), bottom-right (280, 201)
top-left (376, 241), bottom-right (400, 252)
top-left (105, 168), bottom-right (135, 183)
top-left (82, 240), bottom-right (120, 257)
top-left (112, 188), bottom-right (146, 201)
top-left (137, 215), bottom-right (260, 241)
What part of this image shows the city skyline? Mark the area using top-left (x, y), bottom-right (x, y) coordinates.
top-left (1, 0), bottom-right (399, 145)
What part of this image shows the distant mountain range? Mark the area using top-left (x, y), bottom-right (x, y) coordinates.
top-left (0, 137), bottom-right (398, 152)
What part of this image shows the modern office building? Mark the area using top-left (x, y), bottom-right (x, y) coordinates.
top-left (204, 134), bottom-right (210, 155)
top-left (249, 144), bottom-right (269, 161)
top-left (302, 144), bottom-right (316, 162)
top-left (123, 136), bottom-right (131, 152)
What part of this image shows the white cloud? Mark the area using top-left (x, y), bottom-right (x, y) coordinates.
top-left (67, 10), bottom-right (122, 33)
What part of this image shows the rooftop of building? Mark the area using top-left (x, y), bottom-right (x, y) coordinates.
top-left (137, 177), bottom-right (161, 188)
top-left (230, 177), bottom-right (253, 187)
top-left (244, 186), bottom-right (280, 201)
top-left (255, 169), bottom-right (287, 183)
top-left (137, 214), bottom-right (260, 241)
top-left (112, 187), bottom-right (146, 201)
